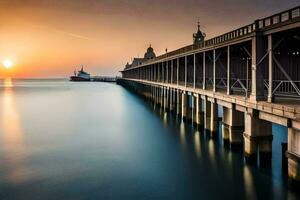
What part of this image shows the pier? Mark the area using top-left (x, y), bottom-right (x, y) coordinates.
top-left (118, 6), bottom-right (300, 183)
top-left (90, 76), bottom-right (117, 82)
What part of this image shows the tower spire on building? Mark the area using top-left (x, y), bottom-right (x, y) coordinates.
top-left (193, 19), bottom-right (206, 44)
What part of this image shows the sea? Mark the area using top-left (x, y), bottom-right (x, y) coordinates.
top-left (0, 78), bottom-right (299, 200)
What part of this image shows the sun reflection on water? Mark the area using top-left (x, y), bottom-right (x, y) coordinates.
top-left (194, 130), bottom-right (201, 159)
top-left (1, 78), bottom-right (29, 183)
top-left (179, 121), bottom-right (186, 149)
top-left (243, 165), bottom-right (257, 199)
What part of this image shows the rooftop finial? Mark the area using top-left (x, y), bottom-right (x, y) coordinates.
top-left (197, 19), bottom-right (200, 31)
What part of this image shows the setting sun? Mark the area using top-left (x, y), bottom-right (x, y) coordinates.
top-left (2, 59), bottom-right (13, 69)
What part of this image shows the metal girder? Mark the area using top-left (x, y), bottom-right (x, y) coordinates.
top-left (242, 46), bottom-right (251, 57)
top-left (207, 50), bottom-right (222, 62)
top-left (256, 37), bottom-right (285, 68)
top-left (231, 79), bottom-right (247, 94)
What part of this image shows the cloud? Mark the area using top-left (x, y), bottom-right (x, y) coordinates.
top-left (51, 28), bottom-right (94, 41)
top-left (33, 24), bottom-right (95, 41)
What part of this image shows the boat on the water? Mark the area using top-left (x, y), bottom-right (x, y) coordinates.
top-left (70, 66), bottom-right (90, 81)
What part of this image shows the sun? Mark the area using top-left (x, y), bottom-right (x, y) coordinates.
top-left (2, 59), bottom-right (13, 69)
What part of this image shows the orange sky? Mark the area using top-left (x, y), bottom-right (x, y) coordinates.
top-left (0, 0), bottom-right (298, 78)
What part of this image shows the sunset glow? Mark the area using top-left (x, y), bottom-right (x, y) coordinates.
top-left (0, 0), bottom-right (298, 78)
top-left (3, 59), bottom-right (13, 69)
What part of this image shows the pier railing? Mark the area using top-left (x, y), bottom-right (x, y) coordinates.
top-left (265, 80), bottom-right (300, 98)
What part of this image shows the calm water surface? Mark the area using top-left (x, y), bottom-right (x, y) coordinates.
top-left (0, 79), bottom-right (299, 200)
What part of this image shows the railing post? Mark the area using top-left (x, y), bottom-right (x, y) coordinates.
top-left (227, 45), bottom-right (231, 95)
top-left (267, 34), bottom-right (273, 103)
top-left (193, 53), bottom-right (196, 89)
top-left (185, 56), bottom-right (187, 87)
top-left (213, 49), bottom-right (216, 92)
top-left (203, 51), bottom-right (206, 90)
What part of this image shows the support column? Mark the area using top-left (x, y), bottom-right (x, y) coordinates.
top-left (192, 95), bottom-right (196, 124)
top-left (176, 90), bottom-right (182, 116)
top-left (222, 106), bottom-right (244, 148)
top-left (187, 94), bottom-right (193, 122)
top-left (155, 86), bottom-right (158, 105)
top-left (204, 97), bottom-right (218, 135)
top-left (195, 94), bottom-right (204, 126)
top-left (164, 87), bottom-right (169, 111)
top-left (156, 86), bottom-right (160, 105)
top-left (286, 121), bottom-right (300, 182)
top-left (160, 87), bottom-right (164, 106)
top-left (203, 96), bottom-right (210, 130)
top-left (173, 89), bottom-right (177, 112)
top-left (154, 86), bottom-right (157, 104)
top-left (151, 86), bottom-right (154, 102)
top-left (210, 101), bottom-right (218, 135)
top-left (267, 34), bottom-right (273, 103)
top-left (250, 27), bottom-right (265, 102)
top-left (243, 109), bottom-right (273, 165)
top-left (169, 89), bottom-right (174, 112)
top-left (153, 86), bottom-right (156, 103)
top-left (182, 91), bottom-right (188, 121)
